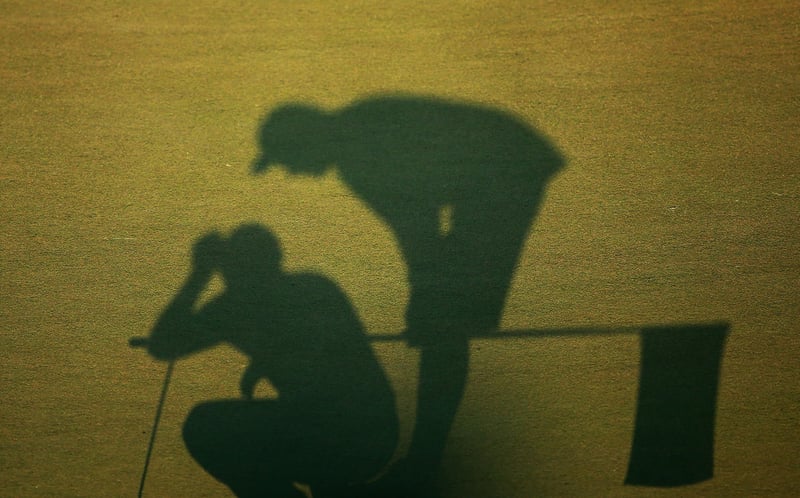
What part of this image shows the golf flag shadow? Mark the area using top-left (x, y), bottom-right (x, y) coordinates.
top-left (625, 323), bottom-right (729, 486)
top-left (373, 321), bottom-right (729, 488)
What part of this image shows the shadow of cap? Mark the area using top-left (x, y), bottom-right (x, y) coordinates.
top-left (250, 154), bottom-right (271, 174)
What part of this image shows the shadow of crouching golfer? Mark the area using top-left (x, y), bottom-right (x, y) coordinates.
top-left (145, 225), bottom-right (399, 498)
top-left (252, 95), bottom-right (564, 495)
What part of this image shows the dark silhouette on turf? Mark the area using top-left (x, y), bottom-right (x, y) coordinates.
top-left (136, 94), bottom-right (727, 496)
top-left (145, 225), bottom-right (398, 498)
top-left (252, 94), bottom-right (564, 495)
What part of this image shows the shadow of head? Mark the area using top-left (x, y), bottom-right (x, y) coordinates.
top-left (217, 224), bottom-right (283, 290)
top-left (251, 104), bottom-right (335, 177)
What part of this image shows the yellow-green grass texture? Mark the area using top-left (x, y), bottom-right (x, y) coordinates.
top-left (1, 1), bottom-right (798, 496)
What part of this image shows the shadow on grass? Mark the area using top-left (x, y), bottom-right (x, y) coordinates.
top-left (138, 95), bottom-right (728, 497)
top-left (146, 225), bottom-right (397, 497)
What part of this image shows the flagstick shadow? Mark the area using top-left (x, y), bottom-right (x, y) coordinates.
top-left (371, 321), bottom-right (730, 488)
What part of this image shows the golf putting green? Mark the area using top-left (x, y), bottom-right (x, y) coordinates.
top-left (1, 1), bottom-right (798, 496)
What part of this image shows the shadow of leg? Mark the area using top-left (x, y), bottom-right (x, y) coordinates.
top-left (183, 400), bottom-right (306, 498)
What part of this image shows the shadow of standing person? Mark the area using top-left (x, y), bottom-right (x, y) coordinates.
top-left (252, 95), bottom-right (564, 496)
top-left (145, 224), bottom-right (399, 497)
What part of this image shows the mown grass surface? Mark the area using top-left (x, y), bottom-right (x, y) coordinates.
top-left (1, 1), bottom-right (798, 496)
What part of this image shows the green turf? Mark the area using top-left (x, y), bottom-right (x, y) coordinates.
top-left (1, 1), bottom-right (798, 496)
